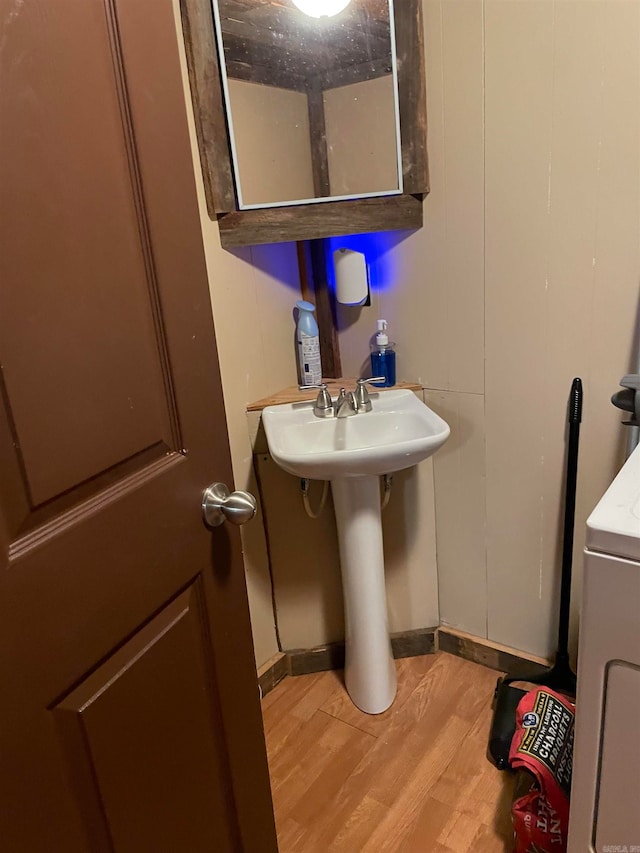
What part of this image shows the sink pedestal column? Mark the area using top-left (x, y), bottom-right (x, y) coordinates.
top-left (331, 475), bottom-right (396, 714)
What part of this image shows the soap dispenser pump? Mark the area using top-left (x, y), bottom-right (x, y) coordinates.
top-left (370, 319), bottom-right (396, 387)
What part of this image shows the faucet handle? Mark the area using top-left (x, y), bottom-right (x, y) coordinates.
top-left (298, 382), bottom-right (329, 391)
top-left (298, 383), bottom-right (334, 418)
top-left (357, 377), bottom-right (386, 386)
top-left (354, 377), bottom-right (385, 412)
top-left (314, 385), bottom-right (334, 415)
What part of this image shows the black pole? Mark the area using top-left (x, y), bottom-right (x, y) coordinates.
top-left (556, 377), bottom-right (582, 662)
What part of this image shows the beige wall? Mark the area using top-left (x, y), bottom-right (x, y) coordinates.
top-left (336, 0), bottom-right (640, 660)
top-left (227, 80), bottom-right (314, 206)
top-left (174, 0), bottom-right (640, 669)
top-left (323, 76), bottom-right (400, 196)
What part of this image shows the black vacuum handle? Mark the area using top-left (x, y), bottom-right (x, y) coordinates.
top-left (557, 377), bottom-right (583, 662)
top-left (568, 377), bottom-right (583, 424)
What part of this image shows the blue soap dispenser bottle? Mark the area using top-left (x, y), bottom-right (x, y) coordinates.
top-left (370, 319), bottom-right (396, 387)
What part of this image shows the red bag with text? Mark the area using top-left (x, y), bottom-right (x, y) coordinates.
top-left (509, 687), bottom-right (575, 853)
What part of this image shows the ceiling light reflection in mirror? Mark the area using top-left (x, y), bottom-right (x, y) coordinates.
top-left (211, 0), bottom-right (403, 210)
top-left (291, 0), bottom-right (352, 17)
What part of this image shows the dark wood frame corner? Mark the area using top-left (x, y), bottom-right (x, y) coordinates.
top-left (180, 0), bottom-right (429, 249)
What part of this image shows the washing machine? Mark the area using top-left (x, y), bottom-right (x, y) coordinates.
top-left (568, 443), bottom-right (640, 852)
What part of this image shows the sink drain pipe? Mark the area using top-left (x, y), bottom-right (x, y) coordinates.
top-left (300, 474), bottom-right (393, 518)
top-left (300, 478), bottom-right (329, 519)
top-left (381, 474), bottom-right (393, 511)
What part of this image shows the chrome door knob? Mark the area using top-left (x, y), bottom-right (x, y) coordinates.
top-left (202, 482), bottom-right (257, 528)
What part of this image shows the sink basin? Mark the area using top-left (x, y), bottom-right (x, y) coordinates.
top-left (262, 388), bottom-right (450, 480)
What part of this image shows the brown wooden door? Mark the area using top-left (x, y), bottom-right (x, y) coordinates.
top-left (0, 1), bottom-right (277, 850)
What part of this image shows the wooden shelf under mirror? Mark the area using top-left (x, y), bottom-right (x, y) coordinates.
top-left (181, 0), bottom-right (428, 248)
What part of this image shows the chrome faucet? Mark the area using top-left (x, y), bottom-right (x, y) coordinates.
top-left (335, 388), bottom-right (359, 418)
top-left (300, 378), bottom-right (385, 419)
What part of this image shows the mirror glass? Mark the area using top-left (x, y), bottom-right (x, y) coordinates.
top-left (211, 0), bottom-right (403, 210)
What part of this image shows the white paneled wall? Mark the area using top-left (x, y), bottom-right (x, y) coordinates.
top-left (426, 389), bottom-right (487, 638)
top-left (439, 0), bottom-right (485, 395)
top-left (484, 0), bottom-right (560, 656)
top-left (484, 0), bottom-right (640, 656)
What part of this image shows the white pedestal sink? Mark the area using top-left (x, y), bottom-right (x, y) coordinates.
top-left (262, 389), bottom-right (449, 714)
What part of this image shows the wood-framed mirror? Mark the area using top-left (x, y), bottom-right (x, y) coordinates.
top-left (181, 0), bottom-right (428, 248)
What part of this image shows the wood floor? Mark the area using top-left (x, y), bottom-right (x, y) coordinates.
top-left (261, 651), bottom-right (516, 852)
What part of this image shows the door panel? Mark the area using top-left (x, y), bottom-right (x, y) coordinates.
top-left (0, 0), bottom-right (277, 849)
top-left (0, 0), bottom-right (176, 509)
top-left (53, 585), bottom-right (237, 853)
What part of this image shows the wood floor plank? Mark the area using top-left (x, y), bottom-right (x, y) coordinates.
top-left (430, 704), bottom-right (510, 821)
top-left (277, 818), bottom-right (307, 852)
top-left (281, 654), bottom-right (485, 850)
top-left (262, 671), bottom-right (345, 768)
top-left (262, 709), bottom-right (308, 769)
top-left (288, 670), bottom-right (344, 722)
top-left (469, 818), bottom-right (515, 853)
top-left (328, 795), bottom-right (389, 852)
top-left (361, 714), bottom-right (475, 851)
top-left (397, 796), bottom-right (453, 852)
top-left (270, 709), bottom-right (374, 809)
top-left (262, 669), bottom-right (334, 721)
top-left (427, 700), bottom-right (516, 848)
top-left (361, 656), bottom-right (497, 809)
top-left (289, 716), bottom-right (375, 829)
top-left (320, 655), bottom-right (438, 737)
top-left (262, 652), bottom-right (514, 853)
top-left (437, 809), bottom-right (484, 851)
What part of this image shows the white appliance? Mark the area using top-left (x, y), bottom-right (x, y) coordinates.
top-left (568, 443), bottom-right (640, 852)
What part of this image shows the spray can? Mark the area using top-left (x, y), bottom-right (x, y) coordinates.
top-left (296, 300), bottom-right (322, 386)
